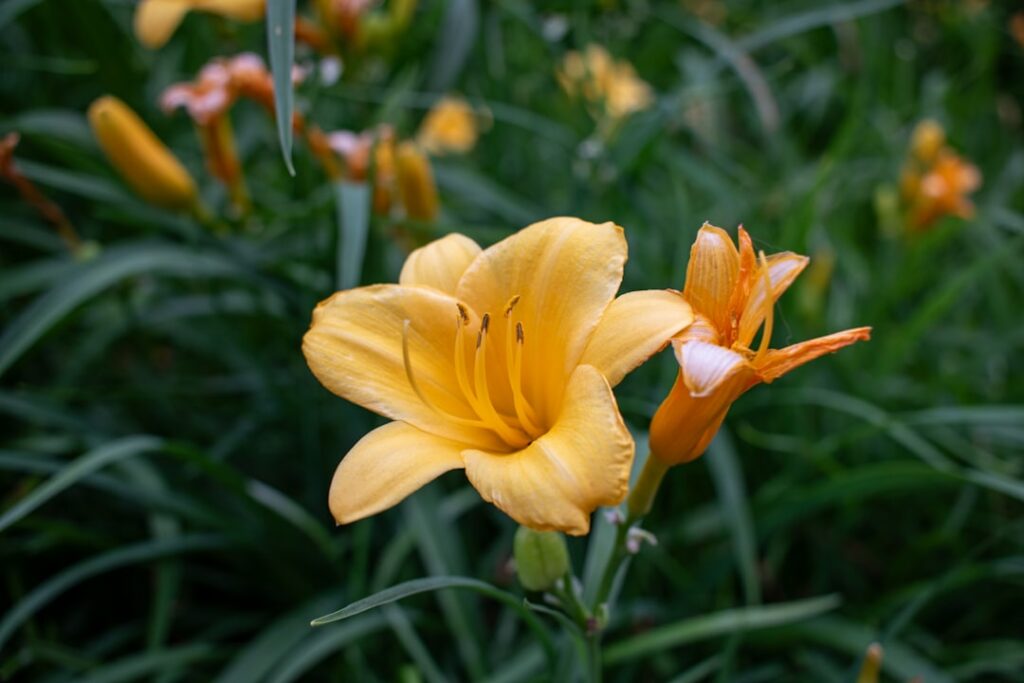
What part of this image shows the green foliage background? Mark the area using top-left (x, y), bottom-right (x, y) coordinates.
top-left (2, 0), bottom-right (1023, 680)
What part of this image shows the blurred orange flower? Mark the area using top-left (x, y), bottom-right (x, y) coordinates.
top-left (558, 44), bottom-right (654, 121)
top-left (134, 0), bottom-right (265, 49)
top-left (327, 126), bottom-right (398, 214)
top-left (160, 54), bottom-right (308, 210)
top-left (900, 120), bottom-right (981, 232)
top-left (417, 97), bottom-right (479, 156)
top-left (648, 224), bottom-right (870, 466)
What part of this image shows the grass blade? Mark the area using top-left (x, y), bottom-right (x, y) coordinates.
top-left (0, 435), bottom-right (163, 534)
top-left (706, 429), bottom-right (761, 605)
top-left (0, 241), bottom-right (248, 378)
top-left (0, 534), bottom-right (223, 651)
top-left (603, 595), bottom-right (842, 665)
top-left (266, 0), bottom-right (296, 176)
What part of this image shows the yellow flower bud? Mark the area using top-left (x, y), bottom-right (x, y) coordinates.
top-left (910, 119), bottom-right (945, 165)
top-left (856, 643), bottom-right (883, 683)
top-left (87, 96), bottom-right (198, 211)
top-left (513, 526), bottom-right (570, 592)
top-left (395, 141), bottom-right (438, 222)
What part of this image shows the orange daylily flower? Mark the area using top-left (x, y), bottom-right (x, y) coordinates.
top-left (303, 218), bottom-right (694, 534)
top-left (900, 120), bottom-right (981, 233)
top-left (134, 0), bottom-right (265, 49)
top-left (161, 54), bottom-right (311, 208)
top-left (648, 224), bottom-right (871, 466)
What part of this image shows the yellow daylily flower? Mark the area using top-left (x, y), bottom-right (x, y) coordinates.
top-left (303, 218), bottom-right (694, 535)
top-left (558, 44), bottom-right (654, 121)
top-left (134, 0), bottom-right (266, 49)
top-left (87, 96), bottom-right (198, 211)
top-left (417, 97), bottom-right (479, 156)
top-left (648, 224), bottom-right (871, 467)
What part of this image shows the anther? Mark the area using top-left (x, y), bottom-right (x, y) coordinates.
top-left (516, 321), bottom-right (524, 343)
top-left (456, 302), bottom-right (469, 325)
top-left (477, 313), bottom-right (490, 348)
top-left (504, 295), bottom-right (521, 318)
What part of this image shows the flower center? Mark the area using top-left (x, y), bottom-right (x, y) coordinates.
top-left (401, 295), bottom-right (543, 450)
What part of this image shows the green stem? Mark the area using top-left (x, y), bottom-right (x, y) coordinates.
top-left (586, 632), bottom-right (602, 683)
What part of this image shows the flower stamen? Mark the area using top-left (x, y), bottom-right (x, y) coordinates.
top-left (509, 321), bottom-right (542, 437)
top-left (402, 319), bottom-right (486, 429)
top-left (755, 251), bottom-right (774, 362)
top-left (474, 314), bottom-right (530, 447)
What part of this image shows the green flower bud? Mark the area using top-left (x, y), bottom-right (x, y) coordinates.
top-left (513, 526), bottom-right (569, 592)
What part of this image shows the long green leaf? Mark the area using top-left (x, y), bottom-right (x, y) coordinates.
top-left (706, 429), bottom-right (761, 605)
top-left (312, 577), bottom-right (514, 624)
top-left (778, 617), bottom-right (954, 683)
top-left (311, 575), bottom-right (555, 668)
top-left (428, 0), bottom-right (479, 90)
top-left (266, 0), bottom-right (296, 176)
top-left (334, 181), bottom-right (371, 290)
top-left (0, 435), bottom-right (163, 533)
top-left (76, 643), bottom-right (220, 683)
top-left (0, 242), bottom-right (248, 378)
top-left (267, 615), bottom-right (388, 683)
top-left (603, 595), bottom-right (842, 664)
top-left (0, 534), bottom-right (224, 651)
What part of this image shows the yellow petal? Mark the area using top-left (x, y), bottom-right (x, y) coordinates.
top-left (194, 0), bottom-right (266, 21)
top-left (329, 421), bottom-right (466, 524)
top-left (579, 289), bottom-right (693, 387)
top-left (683, 223), bottom-right (739, 335)
top-left (303, 284), bottom-right (503, 449)
top-left (134, 0), bottom-right (193, 49)
top-left (462, 365), bottom-right (632, 535)
top-left (399, 233), bottom-right (482, 295)
top-left (649, 341), bottom-right (755, 466)
top-left (755, 327), bottom-right (872, 383)
top-left (456, 217), bottom-right (626, 424)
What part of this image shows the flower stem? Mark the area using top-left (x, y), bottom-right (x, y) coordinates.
top-left (586, 633), bottom-right (602, 683)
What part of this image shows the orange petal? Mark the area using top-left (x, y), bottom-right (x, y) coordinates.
top-left (579, 289), bottom-right (693, 387)
top-left (329, 421), bottom-right (466, 524)
top-left (649, 342), bottom-right (755, 466)
top-left (737, 251), bottom-right (809, 348)
top-left (755, 327), bottom-right (872, 383)
top-left (399, 233), bottom-right (482, 295)
top-left (683, 223), bottom-right (739, 335)
top-left (462, 365), bottom-right (633, 535)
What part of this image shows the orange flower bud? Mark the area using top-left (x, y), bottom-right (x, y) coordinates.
top-left (87, 96), bottom-right (198, 211)
top-left (395, 141), bottom-right (438, 222)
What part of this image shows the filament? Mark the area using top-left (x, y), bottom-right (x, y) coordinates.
top-left (754, 252), bottom-right (774, 361)
top-left (402, 319), bottom-right (485, 429)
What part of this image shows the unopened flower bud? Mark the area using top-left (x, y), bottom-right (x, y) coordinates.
top-left (396, 141), bottom-right (439, 222)
top-left (856, 643), bottom-right (883, 683)
top-left (513, 526), bottom-right (569, 592)
top-left (87, 96), bottom-right (198, 211)
top-left (910, 119), bottom-right (945, 165)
